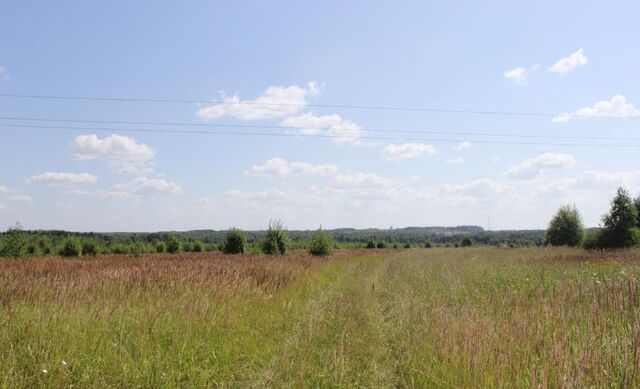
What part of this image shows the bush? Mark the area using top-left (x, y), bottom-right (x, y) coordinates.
top-left (635, 194), bottom-right (640, 228)
top-left (308, 228), bottom-right (333, 256)
top-left (166, 235), bottom-right (181, 254)
top-left (0, 223), bottom-right (28, 258)
top-left (403, 243), bottom-right (411, 249)
top-left (223, 228), bottom-right (246, 254)
top-left (262, 220), bottom-right (289, 255)
top-left (582, 230), bottom-right (601, 250)
top-left (598, 187), bottom-right (639, 248)
top-left (545, 205), bottom-right (584, 247)
top-left (366, 240), bottom-right (376, 249)
top-left (130, 243), bottom-right (145, 257)
top-left (460, 237), bottom-right (473, 247)
top-left (155, 241), bottom-right (166, 253)
top-left (424, 241), bottom-right (432, 248)
top-left (109, 243), bottom-right (130, 255)
top-left (376, 242), bottom-right (386, 249)
top-left (192, 241), bottom-right (204, 252)
top-left (82, 240), bottom-right (98, 256)
top-left (61, 237), bottom-right (81, 257)
top-left (393, 243), bottom-right (400, 249)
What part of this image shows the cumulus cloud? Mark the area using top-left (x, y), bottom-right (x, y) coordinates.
top-left (504, 67), bottom-right (528, 84)
top-left (28, 172), bottom-right (98, 185)
top-left (197, 81), bottom-right (321, 121)
top-left (381, 143), bottom-right (438, 161)
top-left (333, 173), bottom-right (392, 189)
top-left (281, 112), bottom-right (365, 145)
top-left (548, 48), bottom-right (587, 74)
top-left (453, 141), bottom-right (472, 151)
top-left (245, 158), bottom-right (339, 177)
top-left (552, 95), bottom-right (640, 122)
top-left (113, 176), bottom-right (182, 195)
top-left (71, 134), bottom-right (155, 174)
top-left (506, 153), bottom-right (576, 180)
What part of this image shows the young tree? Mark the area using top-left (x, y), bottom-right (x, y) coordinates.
top-left (634, 194), bottom-right (640, 228)
top-left (61, 237), bottom-right (81, 257)
top-left (165, 234), bottom-right (181, 254)
top-left (599, 187), bottom-right (639, 248)
top-left (545, 205), bottom-right (585, 247)
top-left (262, 220), bottom-right (289, 255)
top-left (223, 228), bottom-right (246, 254)
top-left (308, 227), bottom-right (333, 256)
top-left (0, 222), bottom-right (28, 258)
top-left (460, 236), bottom-right (473, 247)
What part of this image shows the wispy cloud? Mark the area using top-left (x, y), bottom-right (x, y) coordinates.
top-left (548, 48), bottom-right (587, 74)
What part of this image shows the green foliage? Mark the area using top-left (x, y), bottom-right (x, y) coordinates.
top-left (598, 187), bottom-right (639, 248)
top-left (460, 237), bottom-right (473, 247)
top-left (545, 205), bottom-right (585, 247)
top-left (261, 220), bottom-right (289, 255)
top-left (308, 228), bottom-right (333, 256)
top-left (635, 194), bottom-right (640, 228)
top-left (393, 243), bottom-right (400, 249)
top-left (82, 240), bottom-right (98, 256)
top-left (403, 243), bottom-right (411, 249)
top-left (223, 228), bottom-right (247, 254)
top-left (60, 237), bottom-right (81, 257)
top-left (192, 241), bottom-right (204, 252)
top-left (155, 241), bottom-right (166, 253)
top-left (424, 241), bottom-right (432, 248)
top-left (376, 242), bottom-right (386, 249)
top-left (366, 240), bottom-right (376, 249)
top-left (0, 223), bottom-right (28, 258)
top-left (166, 234), bottom-right (181, 254)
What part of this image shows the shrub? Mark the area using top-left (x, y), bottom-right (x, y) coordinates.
top-left (82, 240), bottom-right (98, 256)
top-left (262, 220), bottom-right (289, 255)
top-left (110, 243), bottom-right (130, 255)
top-left (376, 242), bottom-right (386, 249)
top-left (308, 228), bottom-right (333, 256)
top-left (635, 194), bottom-right (640, 228)
top-left (366, 240), bottom-right (376, 249)
top-left (192, 241), bottom-right (204, 252)
top-left (155, 241), bottom-right (166, 253)
top-left (166, 235), bottom-right (181, 254)
top-left (460, 237), bottom-right (473, 247)
top-left (223, 228), bottom-right (246, 254)
top-left (130, 243), bottom-right (145, 257)
top-left (0, 223), bottom-right (28, 258)
top-left (545, 205), bottom-right (584, 247)
top-left (393, 243), bottom-right (400, 249)
top-left (403, 243), bottom-right (411, 249)
top-left (61, 237), bottom-right (81, 257)
top-left (424, 241), bottom-right (432, 248)
top-left (599, 187), bottom-right (639, 248)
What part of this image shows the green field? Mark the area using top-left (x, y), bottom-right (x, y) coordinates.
top-left (2, 247), bottom-right (640, 387)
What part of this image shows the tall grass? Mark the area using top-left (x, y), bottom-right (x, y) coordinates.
top-left (2, 248), bottom-right (640, 387)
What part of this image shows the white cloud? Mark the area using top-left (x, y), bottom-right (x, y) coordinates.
top-left (444, 179), bottom-right (508, 197)
top-left (446, 157), bottom-right (464, 165)
top-left (506, 153), bottom-right (576, 180)
top-left (504, 67), bottom-right (528, 84)
top-left (333, 173), bottom-right (392, 189)
top-left (552, 95), bottom-right (640, 122)
top-left (113, 176), bottom-right (182, 195)
top-left (71, 134), bottom-right (155, 174)
top-left (245, 158), bottom-right (339, 177)
top-left (281, 112), bottom-right (365, 145)
top-left (549, 48), bottom-right (587, 74)
top-left (197, 81), bottom-right (321, 121)
top-left (28, 172), bottom-right (98, 185)
top-left (453, 141), bottom-right (472, 151)
top-left (0, 185), bottom-right (10, 193)
top-left (381, 143), bottom-right (438, 161)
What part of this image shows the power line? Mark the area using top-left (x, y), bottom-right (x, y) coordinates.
top-left (0, 92), bottom-right (633, 119)
top-left (0, 115), bottom-right (638, 142)
top-left (2, 122), bottom-right (639, 148)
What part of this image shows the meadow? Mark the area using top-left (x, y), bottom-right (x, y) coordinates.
top-left (2, 247), bottom-right (640, 388)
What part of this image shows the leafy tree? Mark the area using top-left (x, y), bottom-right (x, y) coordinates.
top-left (376, 242), bottom-right (386, 249)
top-left (61, 237), bottom-right (81, 257)
top-left (155, 241), bottom-right (166, 253)
top-left (308, 227), bottom-right (333, 256)
top-left (0, 223), bottom-right (28, 258)
top-left (545, 205), bottom-right (584, 247)
top-left (366, 240), bottom-right (376, 249)
top-left (424, 241), bottom-right (432, 248)
top-left (262, 220), bottom-right (289, 255)
top-left (166, 234), bottom-right (181, 254)
top-left (192, 241), bottom-right (204, 252)
top-left (223, 228), bottom-right (246, 254)
top-left (460, 236), bottom-right (473, 247)
top-left (599, 187), bottom-right (639, 248)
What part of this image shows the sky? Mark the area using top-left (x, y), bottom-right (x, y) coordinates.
top-left (0, 1), bottom-right (639, 232)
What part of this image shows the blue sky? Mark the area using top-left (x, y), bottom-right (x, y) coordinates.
top-left (1, 1), bottom-right (639, 231)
